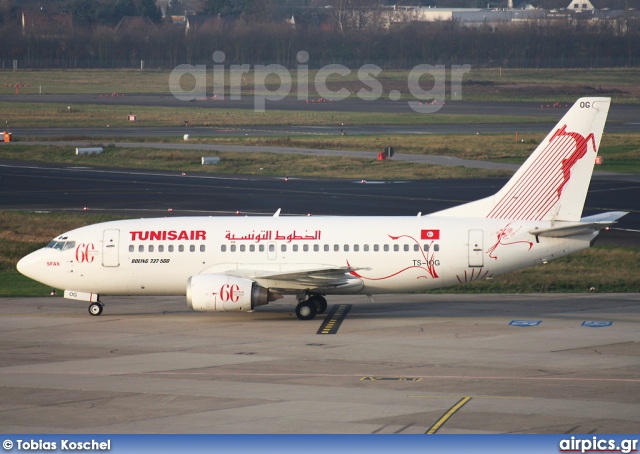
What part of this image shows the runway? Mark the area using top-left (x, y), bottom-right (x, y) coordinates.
top-left (2, 94), bottom-right (640, 120)
top-left (1, 293), bottom-right (639, 433)
top-left (4, 97), bottom-right (640, 137)
top-left (1, 160), bottom-right (638, 246)
top-left (11, 123), bottom-right (573, 138)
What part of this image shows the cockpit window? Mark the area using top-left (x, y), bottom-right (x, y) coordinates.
top-left (46, 240), bottom-right (75, 251)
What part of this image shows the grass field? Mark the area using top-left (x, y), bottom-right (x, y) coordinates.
top-left (0, 101), bottom-right (552, 128)
top-left (2, 211), bottom-right (639, 297)
top-left (2, 131), bottom-right (639, 175)
top-left (0, 144), bottom-right (511, 179)
top-left (1, 68), bottom-right (639, 102)
top-left (185, 132), bottom-right (640, 173)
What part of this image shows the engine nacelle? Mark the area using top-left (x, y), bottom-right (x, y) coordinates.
top-left (186, 274), bottom-right (275, 312)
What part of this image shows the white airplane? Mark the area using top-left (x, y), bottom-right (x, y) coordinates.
top-left (17, 97), bottom-right (626, 320)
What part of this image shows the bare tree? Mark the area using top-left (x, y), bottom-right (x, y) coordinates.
top-left (329, 0), bottom-right (386, 33)
top-left (327, 0), bottom-right (350, 33)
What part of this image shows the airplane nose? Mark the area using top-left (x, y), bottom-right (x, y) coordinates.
top-left (17, 251), bottom-right (40, 282)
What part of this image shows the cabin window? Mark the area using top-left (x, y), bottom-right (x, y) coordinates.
top-left (221, 245), bottom-right (226, 252)
top-left (334, 244), bottom-right (339, 252)
top-left (149, 245), bottom-right (155, 252)
top-left (303, 244), bottom-right (309, 252)
top-left (230, 245), bottom-right (236, 252)
top-left (354, 244), bottom-right (359, 252)
top-left (189, 245), bottom-right (195, 252)
top-left (374, 244), bottom-right (379, 252)
top-left (314, 245), bottom-right (319, 252)
top-left (293, 245), bottom-right (298, 252)
top-left (434, 244), bottom-right (440, 252)
top-left (200, 245), bottom-right (205, 252)
top-left (324, 244), bottom-right (330, 252)
top-left (250, 245), bottom-right (255, 252)
top-left (259, 245), bottom-right (265, 252)
top-left (179, 245), bottom-right (185, 252)
top-left (344, 244), bottom-right (349, 252)
top-left (414, 244), bottom-right (419, 252)
top-left (423, 244), bottom-right (429, 251)
top-left (129, 245), bottom-right (134, 252)
top-left (239, 245), bottom-right (245, 252)
top-left (394, 245), bottom-right (399, 252)
top-left (168, 245), bottom-right (174, 252)
top-left (138, 245), bottom-right (144, 253)
top-left (364, 245), bottom-right (369, 252)
top-left (281, 244), bottom-right (287, 252)
top-left (384, 245), bottom-right (389, 252)
top-left (403, 244), bottom-right (409, 252)
top-left (159, 245), bottom-right (164, 252)
top-left (269, 244), bottom-right (275, 252)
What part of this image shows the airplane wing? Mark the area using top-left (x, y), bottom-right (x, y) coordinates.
top-left (228, 266), bottom-right (368, 292)
top-left (529, 211), bottom-right (628, 238)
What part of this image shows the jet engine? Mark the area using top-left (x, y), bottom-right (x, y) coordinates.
top-left (186, 274), bottom-right (279, 312)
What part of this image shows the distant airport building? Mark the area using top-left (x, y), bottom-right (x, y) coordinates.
top-left (567, 0), bottom-right (596, 11)
top-left (377, 2), bottom-right (639, 28)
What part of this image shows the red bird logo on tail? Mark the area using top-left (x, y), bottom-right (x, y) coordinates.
top-left (551, 125), bottom-right (597, 198)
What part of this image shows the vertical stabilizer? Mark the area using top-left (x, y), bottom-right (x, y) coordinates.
top-left (431, 97), bottom-right (611, 221)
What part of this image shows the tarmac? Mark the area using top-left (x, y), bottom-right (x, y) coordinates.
top-left (1, 293), bottom-right (639, 433)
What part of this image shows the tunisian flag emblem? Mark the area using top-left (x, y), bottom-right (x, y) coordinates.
top-left (421, 229), bottom-right (440, 240)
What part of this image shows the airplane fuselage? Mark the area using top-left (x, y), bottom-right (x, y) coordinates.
top-left (19, 215), bottom-right (594, 297)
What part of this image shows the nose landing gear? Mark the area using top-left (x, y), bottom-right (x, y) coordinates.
top-left (88, 302), bottom-right (104, 316)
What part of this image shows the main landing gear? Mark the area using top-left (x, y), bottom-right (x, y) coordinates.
top-left (295, 294), bottom-right (327, 321)
top-left (88, 302), bottom-right (104, 316)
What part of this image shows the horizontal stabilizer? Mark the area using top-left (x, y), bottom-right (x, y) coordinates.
top-left (529, 211), bottom-right (628, 238)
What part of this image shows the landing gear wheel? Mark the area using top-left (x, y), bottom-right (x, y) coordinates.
top-left (88, 302), bottom-right (103, 316)
top-left (295, 300), bottom-right (317, 321)
top-left (310, 295), bottom-right (328, 314)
